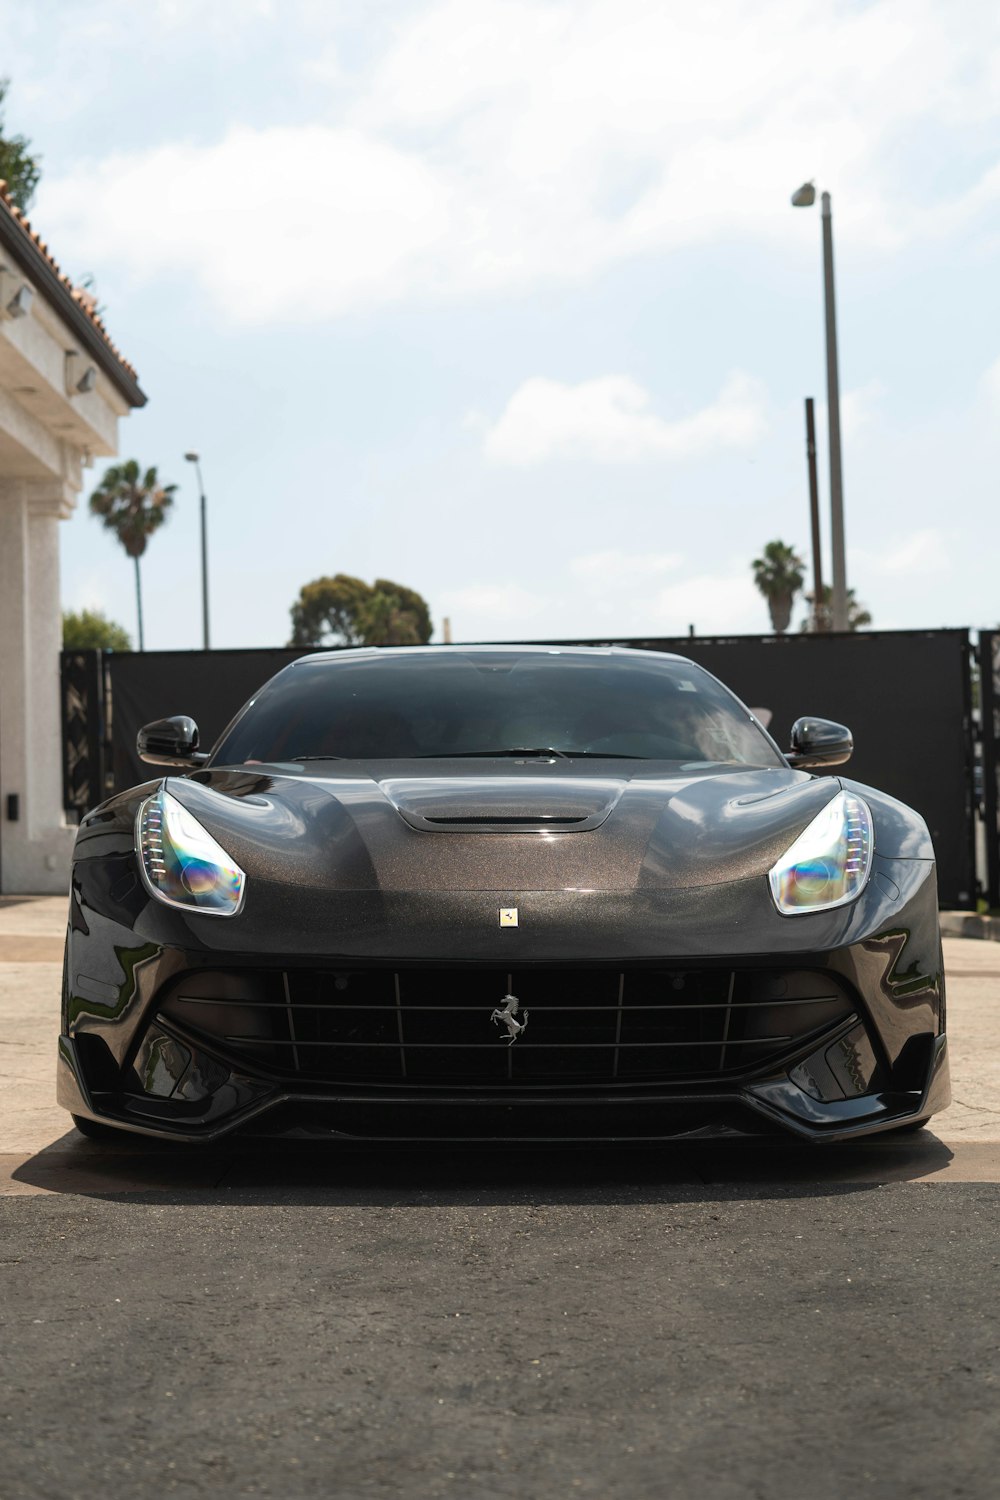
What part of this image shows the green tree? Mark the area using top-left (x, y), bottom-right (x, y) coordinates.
top-left (800, 585), bottom-right (872, 633)
top-left (62, 608), bottom-right (132, 652)
top-left (89, 461), bottom-right (176, 651)
top-left (289, 574), bottom-right (432, 648)
top-left (290, 574), bottom-right (374, 647)
top-left (0, 80), bottom-right (41, 211)
top-left (358, 579), bottom-right (433, 646)
top-left (752, 540), bottom-right (806, 634)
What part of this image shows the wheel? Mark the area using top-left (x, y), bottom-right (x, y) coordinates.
top-left (71, 1112), bottom-right (123, 1142)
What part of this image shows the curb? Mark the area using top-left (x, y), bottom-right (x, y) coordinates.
top-left (940, 912), bottom-right (1000, 942)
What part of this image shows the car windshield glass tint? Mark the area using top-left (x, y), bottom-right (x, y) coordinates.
top-left (212, 652), bottom-right (782, 766)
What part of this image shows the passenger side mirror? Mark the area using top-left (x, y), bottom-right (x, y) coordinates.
top-left (786, 716), bottom-right (853, 769)
top-left (137, 715), bottom-right (208, 768)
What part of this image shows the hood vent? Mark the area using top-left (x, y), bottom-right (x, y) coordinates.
top-left (424, 814), bottom-right (589, 827)
top-left (380, 776), bottom-right (625, 833)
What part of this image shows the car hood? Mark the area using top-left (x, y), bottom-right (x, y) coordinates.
top-left (166, 762), bottom-right (840, 894)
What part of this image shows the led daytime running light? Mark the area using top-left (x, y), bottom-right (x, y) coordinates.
top-left (769, 790), bottom-right (873, 915)
top-left (137, 787), bottom-right (246, 916)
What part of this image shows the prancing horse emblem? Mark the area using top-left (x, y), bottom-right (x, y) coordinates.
top-left (491, 993), bottom-right (528, 1044)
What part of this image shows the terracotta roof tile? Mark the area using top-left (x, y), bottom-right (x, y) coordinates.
top-left (0, 178), bottom-right (141, 385)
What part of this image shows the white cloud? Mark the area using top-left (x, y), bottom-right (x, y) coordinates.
top-left (591, 560), bottom-right (768, 635)
top-left (440, 559), bottom-right (768, 641)
top-left (815, 380), bottom-right (887, 441)
top-left (882, 528), bottom-right (950, 576)
top-left (853, 527), bottom-right (950, 578)
top-left (981, 356), bottom-right (1000, 409)
top-left (32, 0), bottom-right (1000, 323)
top-left (60, 570), bottom-right (117, 618)
top-left (482, 372), bottom-right (766, 466)
top-left (839, 380), bottom-right (886, 439)
top-left (646, 572), bottom-right (765, 637)
top-left (41, 126), bottom-right (452, 322)
top-left (570, 551), bottom-right (683, 582)
top-left (436, 582), bottom-right (546, 636)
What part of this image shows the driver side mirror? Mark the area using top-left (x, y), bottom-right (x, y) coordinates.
top-left (786, 716), bottom-right (853, 769)
top-left (137, 715), bottom-right (208, 768)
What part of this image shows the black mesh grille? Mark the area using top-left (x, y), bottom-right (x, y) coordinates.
top-left (158, 966), bottom-right (857, 1089)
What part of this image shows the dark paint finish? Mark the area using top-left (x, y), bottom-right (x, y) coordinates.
top-left (135, 715), bottom-right (206, 768)
top-left (62, 851), bottom-right (941, 1048)
top-left (59, 645), bottom-right (949, 1142)
top-left (77, 762), bottom-right (875, 895)
top-left (785, 716), bottom-right (854, 769)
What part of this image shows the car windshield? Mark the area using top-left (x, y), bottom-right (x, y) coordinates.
top-left (212, 651), bottom-right (782, 767)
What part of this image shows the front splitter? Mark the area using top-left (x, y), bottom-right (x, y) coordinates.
top-left (57, 1032), bottom-right (949, 1146)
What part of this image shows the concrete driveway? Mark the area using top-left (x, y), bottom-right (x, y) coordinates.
top-left (2, 896), bottom-right (999, 1500)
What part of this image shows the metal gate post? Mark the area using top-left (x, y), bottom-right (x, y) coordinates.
top-left (980, 630), bottom-right (1000, 910)
top-left (60, 649), bottom-right (107, 820)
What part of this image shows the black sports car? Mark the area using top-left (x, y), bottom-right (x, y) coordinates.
top-left (59, 645), bottom-right (950, 1144)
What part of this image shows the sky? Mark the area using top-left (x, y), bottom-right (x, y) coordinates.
top-left (3, 0), bottom-right (1000, 648)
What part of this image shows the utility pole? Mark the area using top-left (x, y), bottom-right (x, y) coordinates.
top-left (791, 182), bottom-right (848, 631)
top-left (820, 192), bottom-right (848, 632)
top-left (804, 398), bottom-right (824, 630)
top-left (184, 452), bottom-right (210, 649)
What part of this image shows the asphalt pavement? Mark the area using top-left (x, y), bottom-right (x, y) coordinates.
top-left (2, 896), bottom-right (999, 1499)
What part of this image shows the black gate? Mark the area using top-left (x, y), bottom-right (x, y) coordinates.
top-left (528, 628), bottom-right (977, 909)
top-left (60, 650), bottom-right (112, 821)
top-left (979, 630), bottom-right (1000, 909)
top-left (61, 629), bottom-right (981, 908)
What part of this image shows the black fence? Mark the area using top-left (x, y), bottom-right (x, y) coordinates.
top-left (981, 630), bottom-right (1000, 910)
top-left (61, 629), bottom-right (993, 909)
top-left (61, 650), bottom-right (111, 821)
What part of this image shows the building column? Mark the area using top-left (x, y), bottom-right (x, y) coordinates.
top-left (0, 478), bottom-right (77, 893)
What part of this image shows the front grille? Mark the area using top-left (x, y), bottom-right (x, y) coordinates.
top-left (157, 966), bottom-right (857, 1089)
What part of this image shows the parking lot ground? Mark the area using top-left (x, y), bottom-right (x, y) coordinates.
top-left (2, 898), bottom-right (999, 1499)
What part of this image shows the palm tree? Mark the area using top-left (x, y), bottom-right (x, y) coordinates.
top-left (89, 461), bottom-right (176, 650)
top-left (800, 585), bottom-right (872, 633)
top-left (752, 540), bottom-right (806, 634)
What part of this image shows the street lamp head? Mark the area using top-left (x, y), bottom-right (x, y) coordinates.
top-left (184, 451), bottom-right (199, 463)
top-left (791, 181), bottom-right (816, 208)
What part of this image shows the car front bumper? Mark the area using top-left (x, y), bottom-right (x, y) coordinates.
top-left (59, 850), bottom-right (949, 1144)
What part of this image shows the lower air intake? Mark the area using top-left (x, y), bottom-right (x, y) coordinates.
top-left (157, 965), bottom-right (858, 1089)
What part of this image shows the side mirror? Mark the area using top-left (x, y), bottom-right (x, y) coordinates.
top-left (137, 715), bottom-right (208, 768)
top-left (786, 716), bottom-right (853, 769)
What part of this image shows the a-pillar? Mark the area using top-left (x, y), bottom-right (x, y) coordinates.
top-left (0, 478), bottom-right (77, 893)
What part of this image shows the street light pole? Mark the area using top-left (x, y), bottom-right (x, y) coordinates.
top-left (184, 452), bottom-right (210, 650)
top-left (804, 397), bottom-right (824, 630)
top-left (791, 182), bottom-right (849, 632)
top-left (820, 192), bottom-right (848, 632)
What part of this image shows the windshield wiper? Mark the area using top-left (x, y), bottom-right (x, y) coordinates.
top-left (559, 751), bottom-right (645, 759)
top-left (290, 748), bottom-right (648, 761)
top-left (417, 747), bottom-right (570, 759)
top-left (417, 747), bottom-right (644, 760)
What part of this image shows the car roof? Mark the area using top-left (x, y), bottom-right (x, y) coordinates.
top-left (292, 644), bottom-right (693, 668)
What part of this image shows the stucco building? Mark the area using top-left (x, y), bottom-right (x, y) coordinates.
top-left (0, 182), bottom-right (145, 893)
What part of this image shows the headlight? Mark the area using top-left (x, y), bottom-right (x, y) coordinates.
top-left (768, 790), bottom-right (873, 915)
top-left (137, 786), bottom-right (246, 916)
